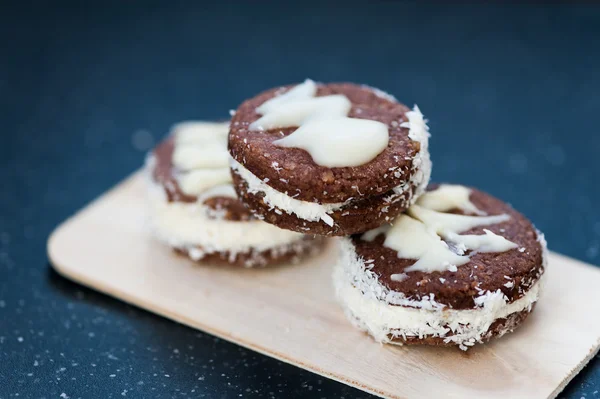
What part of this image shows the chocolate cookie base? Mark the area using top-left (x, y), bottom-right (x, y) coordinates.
top-left (231, 169), bottom-right (415, 236)
top-left (173, 236), bottom-right (324, 268)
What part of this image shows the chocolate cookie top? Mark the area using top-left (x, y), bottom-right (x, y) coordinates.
top-left (229, 81), bottom-right (425, 204)
top-left (150, 122), bottom-right (252, 222)
top-left (349, 184), bottom-right (546, 310)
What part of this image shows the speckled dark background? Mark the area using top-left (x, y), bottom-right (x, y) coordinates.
top-left (1, 1), bottom-right (599, 398)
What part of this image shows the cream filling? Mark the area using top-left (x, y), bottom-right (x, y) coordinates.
top-left (146, 176), bottom-right (306, 256)
top-left (334, 263), bottom-right (542, 349)
top-left (231, 157), bottom-right (425, 227)
top-left (230, 156), bottom-right (344, 226)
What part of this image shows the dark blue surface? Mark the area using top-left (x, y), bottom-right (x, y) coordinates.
top-left (1, 1), bottom-right (599, 398)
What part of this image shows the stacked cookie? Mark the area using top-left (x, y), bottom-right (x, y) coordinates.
top-left (226, 79), bottom-right (547, 350)
top-left (146, 121), bottom-right (323, 267)
top-left (229, 80), bottom-right (431, 236)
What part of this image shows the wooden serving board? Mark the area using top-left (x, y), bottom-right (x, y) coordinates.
top-left (48, 171), bottom-right (600, 399)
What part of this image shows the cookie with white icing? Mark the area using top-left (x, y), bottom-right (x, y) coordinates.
top-left (145, 121), bottom-right (323, 267)
top-left (334, 184), bottom-right (547, 350)
top-left (229, 79), bottom-right (431, 236)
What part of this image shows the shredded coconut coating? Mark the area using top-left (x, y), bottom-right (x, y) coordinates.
top-left (333, 230), bottom-right (547, 349)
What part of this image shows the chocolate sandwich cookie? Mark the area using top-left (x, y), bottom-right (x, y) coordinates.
top-left (229, 79), bottom-right (431, 236)
top-left (145, 121), bottom-right (323, 267)
top-left (334, 184), bottom-right (547, 350)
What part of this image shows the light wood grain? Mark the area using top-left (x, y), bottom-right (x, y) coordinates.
top-left (48, 171), bottom-right (600, 399)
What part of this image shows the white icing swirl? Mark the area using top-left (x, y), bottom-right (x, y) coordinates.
top-left (171, 121), bottom-right (232, 197)
top-left (362, 185), bottom-right (518, 273)
top-left (250, 79), bottom-right (389, 168)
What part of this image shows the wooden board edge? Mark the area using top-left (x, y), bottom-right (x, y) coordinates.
top-left (47, 174), bottom-right (397, 399)
top-left (550, 342), bottom-right (600, 399)
top-left (47, 247), bottom-right (398, 399)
